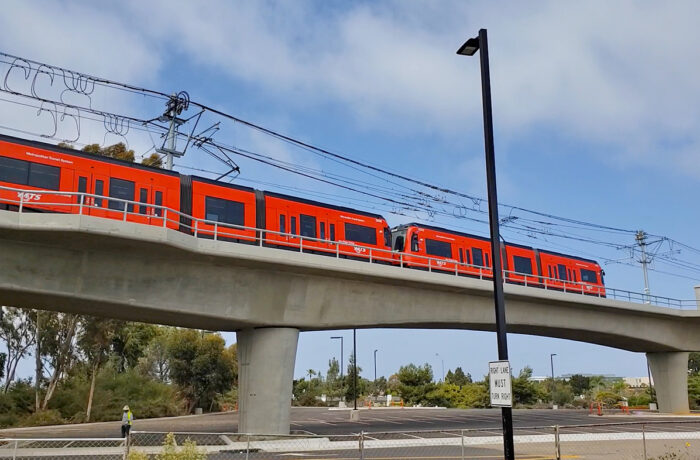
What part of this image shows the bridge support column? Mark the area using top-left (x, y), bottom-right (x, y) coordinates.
top-left (646, 352), bottom-right (689, 414)
top-left (237, 327), bottom-right (299, 434)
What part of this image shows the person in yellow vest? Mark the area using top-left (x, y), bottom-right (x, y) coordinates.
top-left (121, 405), bottom-right (133, 438)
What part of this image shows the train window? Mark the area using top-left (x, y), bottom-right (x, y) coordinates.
top-left (580, 269), bottom-right (597, 283)
top-left (0, 156), bottom-right (29, 185)
top-left (425, 238), bottom-right (452, 258)
top-left (484, 253), bottom-right (490, 267)
top-left (0, 157), bottom-right (61, 190)
top-left (154, 191), bottom-right (163, 217)
top-left (329, 223), bottom-right (335, 241)
top-left (465, 249), bottom-right (471, 265)
top-left (384, 226), bottom-right (391, 247)
top-left (291, 216), bottom-right (297, 235)
top-left (394, 235), bottom-right (404, 251)
top-left (573, 271), bottom-right (578, 282)
top-left (94, 180), bottom-right (104, 207)
top-left (108, 178), bottom-right (135, 212)
top-left (28, 162), bottom-right (60, 190)
top-left (459, 248), bottom-right (464, 263)
top-left (512, 256), bottom-right (532, 275)
top-left (344, 223), bottom-right (377, 245)
top-left (299, 214), bottom-right (317, 238)
top-left (557, 264), bottom-right (567, 281)
top-left (411, 233), bottom-right (419, 252)
top-left (138, 188), bottom-right (148, 215)
top-left (77, 176), bottom-right (87, 204)
top-left (279, 214), bottom-right (286, 233)
top-left (472, 247), bottom-right (483, 266)
top-left (320, 222), bottom-right (326, 240)
top-left (205, 196), bottom-right (244, 226)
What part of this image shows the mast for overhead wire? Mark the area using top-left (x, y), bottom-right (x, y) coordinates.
top-left (156, 92), bottom-right (189, 170)
top-left (636, 230), bottom-right (651, 303)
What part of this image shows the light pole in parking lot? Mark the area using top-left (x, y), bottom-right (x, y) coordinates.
top-left (457, 28), bottom-right (514, 460)
top-left (331, 336), bottom-right (344, 379)
top-left (374, 349), bottom-right (378, 381)
top-left (550, 353), bottom-right (557, 407)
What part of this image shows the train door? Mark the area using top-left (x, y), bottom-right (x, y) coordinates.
top-left (150, 184), bottom-right (166, 227)
top-left (317, 213), bottom-right (332, 252)
top-left (89, 172), bottom-right (109, 218)
top-left (73, 171), bottom-right (90, 214)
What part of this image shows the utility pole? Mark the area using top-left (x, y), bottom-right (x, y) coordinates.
top-left (157, 92), bottom-right (189, 170)
top-left (636, 230), bottom-right (651, 303)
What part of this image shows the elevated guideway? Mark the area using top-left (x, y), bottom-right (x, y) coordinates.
top-left (0, 202), bottom-right (698, 433)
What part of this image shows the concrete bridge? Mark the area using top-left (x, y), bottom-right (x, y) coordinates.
top-left (0, 210), bottom-right (698, 434)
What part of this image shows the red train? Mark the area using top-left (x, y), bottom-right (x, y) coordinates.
top-left (391, 223), bottom-right (605, 295)
top-left (0, 134), bottom-right (605, 295)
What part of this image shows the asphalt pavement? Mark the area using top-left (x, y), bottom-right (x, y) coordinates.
top-left (0, 407), bottom-right (697, 439)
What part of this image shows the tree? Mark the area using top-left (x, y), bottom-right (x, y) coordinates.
top-left (395, 363), bottom-right (435, 405)
top-left (0, 307), bottom-right (36, 393)
top-left (344, 353), bottom-right (367, 403)
top-left (40, 312), bottom-right (79, 409)
top-left (511, 366), bottom-right (539, 406)
top-left (137, 327), bottom-right (173, 382)
top-left (77, 316), bottom-right (119, 421)
top-left (142, 153), bottom-right (163, 168)
top-left (80, 142), bottom-right (162, 168)
top-left (446, 367), bottom-right (472, 387)
top-left (111, 322), bottom-right (158, 372)
top-left (568, 374), bottom-right (591, 396)
top-left (167, 329), bottom-right (235, 412)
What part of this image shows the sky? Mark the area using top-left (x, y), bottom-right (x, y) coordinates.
top-left (1, 0), bottom-right (699, 382)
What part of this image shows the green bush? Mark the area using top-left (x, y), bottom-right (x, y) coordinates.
top-left (21, 409), bottom-right (66, 427)
top-left (158, 432), bottom-right (206, 460)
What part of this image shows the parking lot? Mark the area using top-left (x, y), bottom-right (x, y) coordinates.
top-left (1, 407), bottom-right (698, 438)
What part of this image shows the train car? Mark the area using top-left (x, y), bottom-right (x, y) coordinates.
top-left (537, 249), bottom-right (606, 295)
top-left (0, 134), bottom-right (180, 229)
top-left (392, 222), bottom-right (606, 295)
top-left (391, 223), bottom-right (494, 276)
top-left (263, 191), bottom-right (392, 261)
top-left (187, 176), bottom-right (258, 242)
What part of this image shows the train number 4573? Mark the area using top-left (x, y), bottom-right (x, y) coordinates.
top-left (17, 192), bottom-right (42, 201)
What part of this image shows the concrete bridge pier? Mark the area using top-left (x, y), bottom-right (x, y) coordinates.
top-left (646, 351), bottom-right (690, 414)
top-left (237, 327), bottom-right (299, 434)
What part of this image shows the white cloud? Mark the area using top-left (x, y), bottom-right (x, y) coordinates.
top-left (2, 0), bottom-right (700, 176)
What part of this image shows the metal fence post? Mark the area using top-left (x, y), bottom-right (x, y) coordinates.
top-left (123, 433), bottom-right (130, 460)
top-left (359, 430), bottom-right (364, 460)
top-left (642, 423), bottom-right (647, 460)
top-left (554, 425), bottom-right (561, 460)
top-left (461, 429), bottom-right (465, 460)
top-left (246, 433), bottom-right (250, 460)
top-left (12, 439), bottom-right (17, 460)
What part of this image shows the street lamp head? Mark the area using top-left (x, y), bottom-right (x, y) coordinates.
top-left (456, 36), bottom-right (480, 56)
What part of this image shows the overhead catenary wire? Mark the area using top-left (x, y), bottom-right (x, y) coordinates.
top-left (0, 49), bottom-right (698, 288)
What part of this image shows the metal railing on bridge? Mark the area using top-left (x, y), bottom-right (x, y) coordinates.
top-left (1, 184), bottom-right (696, 311)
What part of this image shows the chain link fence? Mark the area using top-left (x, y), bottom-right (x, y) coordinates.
top-left (1, 421), bottom-right (699, 459)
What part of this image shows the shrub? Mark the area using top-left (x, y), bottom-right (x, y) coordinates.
top-left (158, 432), bottom-right (207, 460)
top-left (21, 409), bottom-right (66, 427)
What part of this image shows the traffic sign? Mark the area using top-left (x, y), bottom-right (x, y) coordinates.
top-left (489, 360), bottom-right (512, 407)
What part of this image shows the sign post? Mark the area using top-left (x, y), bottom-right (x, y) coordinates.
top-left (489, 360), bottom-right (513, 408)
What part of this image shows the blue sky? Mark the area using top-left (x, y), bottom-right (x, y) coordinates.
top-left (1, 0), bottom-right (699, 382)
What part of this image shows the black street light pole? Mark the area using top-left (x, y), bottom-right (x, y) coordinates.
top-left (331, 336), bottom-right (344, 379)
top-left (353, 329), bottom-right (357, 410)
top-left (374, 349), bottom-right (378, 381)
top-left (457, 28), bottom-right (515, 460)
top-left (550, 353), bottom-right (557, 407)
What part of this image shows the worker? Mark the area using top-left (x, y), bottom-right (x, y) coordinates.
top-left (121, 405), bottom-right (134, 438)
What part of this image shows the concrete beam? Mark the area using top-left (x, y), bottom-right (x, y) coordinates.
top-left (237, 328), bottom-right (299, 434)
top-left (647, 352), bottom-right (690, 414)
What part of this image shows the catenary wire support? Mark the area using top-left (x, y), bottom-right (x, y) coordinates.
top-left (156, 91), bottom-right (189, 170)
